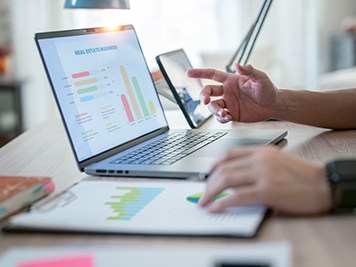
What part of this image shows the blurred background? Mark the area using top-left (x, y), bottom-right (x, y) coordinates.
top-left (0, 0), bottom-right (356, 146)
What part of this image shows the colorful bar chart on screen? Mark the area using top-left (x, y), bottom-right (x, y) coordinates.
top-left (72, 71), bottom-right (90, 79)
top-left (80, 95), bottom-right (94, 103)
top-left (121, 94), bottom-right (134, 122)
top-left (148, 101), bottom-right (156, 114)
top-left (120, 65), bottom-right (142, 120)
top-left (80, 92), bottom-right (108, 103)
top-left (132, 77), bottom-right (149, 117)
top-left (77, 86), bottom-right (98, 95)
top-left (105, 187), bottom-right (164, 221)
top-left (75, 78), bottom-right (98, 87)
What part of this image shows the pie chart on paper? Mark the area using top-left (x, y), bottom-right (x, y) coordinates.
top-left (186, 192), bottom-right (230, 204)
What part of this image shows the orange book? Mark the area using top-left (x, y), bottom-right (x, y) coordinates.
top-left (0, 176), bottom-right (54, 221)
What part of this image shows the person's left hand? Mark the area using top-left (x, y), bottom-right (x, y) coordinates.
top-left (198, 146), bottom-right (332, 215)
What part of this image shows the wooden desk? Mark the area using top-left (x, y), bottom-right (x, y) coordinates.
top-left (0, 110), bottom-right (356, 266)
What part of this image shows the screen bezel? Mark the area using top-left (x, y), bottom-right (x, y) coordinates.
top-left (35, 25), bottom-right (169, 171)
top-left (156, 49), bottom-right (212, 129)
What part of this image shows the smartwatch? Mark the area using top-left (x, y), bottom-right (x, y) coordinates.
top-left (326, 160), bottom-right (356, 213)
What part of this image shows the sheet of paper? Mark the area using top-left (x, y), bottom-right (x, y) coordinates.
top-left (7, 180), bottom-right (266, 237)
top-left (0, 242), bottom-right (292, 267)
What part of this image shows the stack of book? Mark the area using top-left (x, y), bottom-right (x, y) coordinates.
top-left (0, 176), bottom-right (54, 221)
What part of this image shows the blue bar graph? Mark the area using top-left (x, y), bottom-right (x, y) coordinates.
top-left (80, 95), bottom-right (94, 102)
top-left (105, 187), bottom-right (164, 221)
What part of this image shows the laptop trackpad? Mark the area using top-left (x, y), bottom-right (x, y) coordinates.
top-left (192, 139), bottom-right (270, 158)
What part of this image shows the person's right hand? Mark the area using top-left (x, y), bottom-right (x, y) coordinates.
top-left (186, 64), bottom-right (280, 123)
top-left (198, 146), bottom-right (332, 216)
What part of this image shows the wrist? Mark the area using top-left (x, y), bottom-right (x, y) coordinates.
top-left (273, 89), bottom-right (290, 120)
top-left (316, 166), bottom-right (334, 214)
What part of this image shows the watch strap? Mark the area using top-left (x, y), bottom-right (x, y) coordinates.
top-left (326, 160), bottom-right (356, 213)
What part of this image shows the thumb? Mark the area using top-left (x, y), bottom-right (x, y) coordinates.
top-left (234, 63), bottom-right (262, 82)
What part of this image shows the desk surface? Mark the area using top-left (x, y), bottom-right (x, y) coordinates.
top-left (0, 110), bottom-right (356, 266)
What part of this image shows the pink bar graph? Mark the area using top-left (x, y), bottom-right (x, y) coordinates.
top-left (121, 94), bottom-right (134, 122)
top-left (72, 71), bottom-right (90, 79)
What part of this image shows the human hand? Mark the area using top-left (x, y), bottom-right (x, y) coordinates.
top-left (198, 146), bottom-right (332, 216)
top-left (186, 64), bottom-right (279, 123)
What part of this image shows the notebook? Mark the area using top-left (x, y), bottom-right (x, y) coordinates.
top-left (35, 25), bottom-right (287, 179)
top-left (0, 176), bottom-right (54, 221)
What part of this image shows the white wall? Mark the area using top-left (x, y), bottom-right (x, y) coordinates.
top-left (317, 0), bottom-right (356, 74)
top-left (254, 0), bottom-right (309, 89)
top-left (10, 0), bottom-right (69, 129)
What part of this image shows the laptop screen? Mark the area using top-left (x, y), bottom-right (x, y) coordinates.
top-left (37, 26), bottom-right (167, 163)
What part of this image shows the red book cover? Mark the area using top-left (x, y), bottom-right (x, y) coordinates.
top-left (0, 176), bottom-right (53, 202)
top-left (0, 176), bottom-right (54, 221)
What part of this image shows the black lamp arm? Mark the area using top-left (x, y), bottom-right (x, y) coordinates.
top-left (226, 0), bottom-right (273, 73)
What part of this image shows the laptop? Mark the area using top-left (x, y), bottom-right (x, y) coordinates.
top-left (156, 49), bottom-right (211, 128)
top-left (35, 25), bottom-right (287, 179)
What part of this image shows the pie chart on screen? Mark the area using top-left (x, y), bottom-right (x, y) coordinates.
top-left (186, 192), bottom-right (230, 204)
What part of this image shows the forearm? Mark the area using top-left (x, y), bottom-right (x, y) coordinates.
top-left (274, 89), bottom-right (356, 129)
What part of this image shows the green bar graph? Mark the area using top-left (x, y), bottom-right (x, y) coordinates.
top-left (132, 77), bottom-right (149, 117)
top-left (77, 86), bottom-right (98, 95)
top-left (105, 187), bottom-right (164, 221)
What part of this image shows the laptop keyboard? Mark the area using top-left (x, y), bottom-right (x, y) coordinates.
top-left (110, 131), bottom-right (227, 166)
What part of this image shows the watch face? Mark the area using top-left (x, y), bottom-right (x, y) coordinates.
top-left (334, 160), bottom-right (356, 181)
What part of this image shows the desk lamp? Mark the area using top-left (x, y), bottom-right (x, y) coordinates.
top-left (226, 0), bottom-right (273, 73)
top-left (64, 0), bottom-right (272, 71)
top-left (64, 0), bottom-right (130, 9)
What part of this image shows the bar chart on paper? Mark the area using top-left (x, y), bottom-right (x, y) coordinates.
top-left (105, 187), bottom-right (164, 221)
top-left (8, 181), bottom-right (267, 237)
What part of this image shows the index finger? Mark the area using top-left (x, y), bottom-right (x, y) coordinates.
top-left (186, 68), bottom-right (230, 83)
top-left (198, 167), bottom-right (255, 207)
